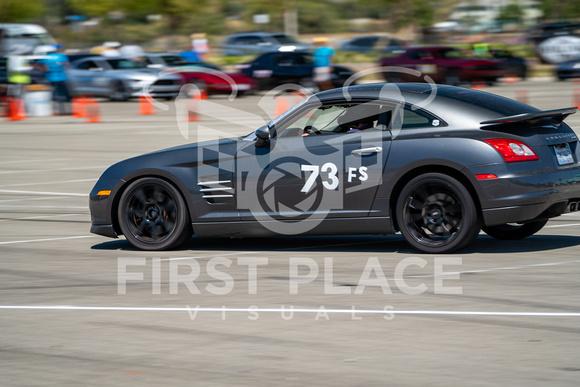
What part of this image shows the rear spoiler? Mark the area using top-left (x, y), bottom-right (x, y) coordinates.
top-left (480, 107), bottom-right (577, 126)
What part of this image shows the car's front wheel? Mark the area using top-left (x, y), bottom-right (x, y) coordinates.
top-left (109, 81), bottom-right (131, 101)
top-left (482, 220), bottom-right (548, 240)
top-left (396, 173), bottom-right (481, 253)
top-left (118, 177), bottom-right (191, 250)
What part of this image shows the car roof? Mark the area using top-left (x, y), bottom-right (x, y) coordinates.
top-left (313, 83), bottom-right (539, 125)
top-left (229, 32), bottom-right (288, 37)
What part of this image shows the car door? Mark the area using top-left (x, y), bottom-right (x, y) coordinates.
top-left (235, 101), bottom-right (392, 227)
top-left (69, 59), bottom-right (109, 96)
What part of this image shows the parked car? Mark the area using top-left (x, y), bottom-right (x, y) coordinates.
top-left (556, 59), bottom-right (580, 80)
top-left (0, 56), bottom-right (8, 96)
top-left (527, 23), bottom-right (580, 64)
top-left (141, 53), bottom-right (257, 96)
top-left (89, 83), bottom-right (580, 254)
top-left (379, 46), bottom-right (506, 85)
top-left (221, 32), bottom-right (310, 57)
top-left (340, 35), bottom-right (406, 54)
top-left (238, 51), bottom-right (355, 90)
top-left (68, 56), bottom-right (183, 101)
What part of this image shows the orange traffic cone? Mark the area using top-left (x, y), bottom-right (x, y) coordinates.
top-left (574, 89), bottom-right (580, 109)
top-left (503, 74), bottom-right (518, 83)
top-left (187, 97), bottom-right (199, 122)
top-left (200, 88), bottom-right (208, 100)
top-left (85, 99), bottom-right (101, 123)
top-left (275, 95), bottom-right (290, 117)
top-left (139, 95), bottom-right (155, 115)
top-left (72, 97), bottom-right (87, 118)
top-left (470, 80), bottom-right (485, 90)
top-left (516, 90), bottom-right (529, 105)
top-left (6, 98), bottom-right (26, 121)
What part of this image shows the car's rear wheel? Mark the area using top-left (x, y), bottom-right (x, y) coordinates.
top-left (482, 220), bottom-right (548, 240)
top-left (118, 177), bottom-right (191, 250)
top-left (396, 173), bottom-right (481, 253)
top-left (189, 79), bottom-right (208, 97)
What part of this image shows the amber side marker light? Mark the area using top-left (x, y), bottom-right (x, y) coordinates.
top-left (475, 174), bottom-right (498, 180)
top-left (97, 190), bottom-right (111, 196)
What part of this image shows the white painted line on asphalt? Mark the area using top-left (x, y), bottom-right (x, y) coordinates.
top-left (0, 166), bottom-right (107, 175)
top-left (399, 260), bottom-right (580, 279)
top-left (161, 251), bottom-right (261, 261)
top-left (0, 196), bottom-right (71, 203)
top-left (0, 213), bottom-right (86, 223)
top-left (0, 205), bottom-right (88, 209)
top-left (0, 178), bottom-right (98, 188)
top-left (545, 223), bottom-right (580, 228)
top-left (0, 236), bottom-right (94, 245)
top-left (0, 158), bottom-right (69, 165)
top-left (0, 305), bottom-right (579, 317)
top-left (0, 190), bottom-right (87, 197)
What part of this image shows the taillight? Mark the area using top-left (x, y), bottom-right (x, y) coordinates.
top-left (483, 139), bottom-right (539, 162)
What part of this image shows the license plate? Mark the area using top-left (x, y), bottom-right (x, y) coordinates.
top-left (554, 143), bottom-right (574, 165)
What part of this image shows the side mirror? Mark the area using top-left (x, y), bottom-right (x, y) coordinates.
top-left (255, 125), bottom-right (271, 148)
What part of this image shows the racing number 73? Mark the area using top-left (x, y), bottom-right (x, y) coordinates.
top-left (301, 163), bottom-right (339, 193)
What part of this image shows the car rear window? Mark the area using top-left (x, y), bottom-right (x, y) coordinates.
top-left (437, 88), bottom-right (539, 116)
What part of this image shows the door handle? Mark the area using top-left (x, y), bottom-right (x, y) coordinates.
top-left (351, 147), bottom-right (383, 156)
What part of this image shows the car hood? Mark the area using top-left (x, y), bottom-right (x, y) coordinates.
top-left (100, 138), bottom-right (242, 179)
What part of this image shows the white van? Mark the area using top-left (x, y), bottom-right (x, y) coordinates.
top-left (0, 23), bottom-right (55, 55)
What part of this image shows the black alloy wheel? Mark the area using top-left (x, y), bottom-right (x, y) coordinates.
top-left (118, 177), bottom-right (191, 250)
top-left (396, 173), bottom-right (481, 253)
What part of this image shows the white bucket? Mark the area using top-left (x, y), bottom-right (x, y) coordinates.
top-left (24, 87), bottom-right (53, 117)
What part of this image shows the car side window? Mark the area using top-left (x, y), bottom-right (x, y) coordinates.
top-left (76, 60), bottom-right (98, 70)
top-left (390, 106), bottom-right (445, 129)
top-left (409, 50), bottom-right (434, 60)
top-left (276, 55), bottom-right (295, 66)
top-left (276, 103), bottom-right (389, 138)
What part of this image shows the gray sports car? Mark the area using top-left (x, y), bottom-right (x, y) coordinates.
top-left (90, 83), bottom-right (580, 253)
top-left (68, 56), bottom-right (183, 101)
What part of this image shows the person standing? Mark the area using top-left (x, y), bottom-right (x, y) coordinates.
top-left (7, 51), bottom-right (32, 99)
top-left (38, 44), bottom-right (71, 115)
top-left (191, 33), bottom-right (210, 61)
top-left (312, 37), bottom-right (335, 91)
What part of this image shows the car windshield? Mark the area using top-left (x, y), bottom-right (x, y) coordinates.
top-left (161, 55), bottom-right (188, 65)
top-left (107, 59), bottom-right (147, 70)
top-left (272, 34), bottom-right (299, 44)
top-left (440, 48), bottom-right (464, 59)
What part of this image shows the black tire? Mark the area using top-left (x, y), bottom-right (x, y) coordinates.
top-left (482, 220), bottom-right (548, 240)
top-left (189, 79), bottom-right (208, 97)
top-left (109, 81), bottom-right (131, 101)
top-left (118, 177), bottom-right (191, 250)
top-left (396, 173), bottom-right (481, 253)
top-left (444, 69), bottom-right (461, 86)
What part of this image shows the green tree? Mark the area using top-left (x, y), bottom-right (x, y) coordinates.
top-left (0, 0), bottom-right (45, 23)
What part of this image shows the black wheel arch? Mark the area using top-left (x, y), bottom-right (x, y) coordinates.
top-left (111, 170), bottom-right (196, 237)
top-left (388, 164), bottom-right (483, 232)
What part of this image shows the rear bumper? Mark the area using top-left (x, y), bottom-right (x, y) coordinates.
top-left (471, 163), bottom-right (580, 226)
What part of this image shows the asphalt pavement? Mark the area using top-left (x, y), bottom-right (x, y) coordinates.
top-left (1, 79), bottom-right (580, 386)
